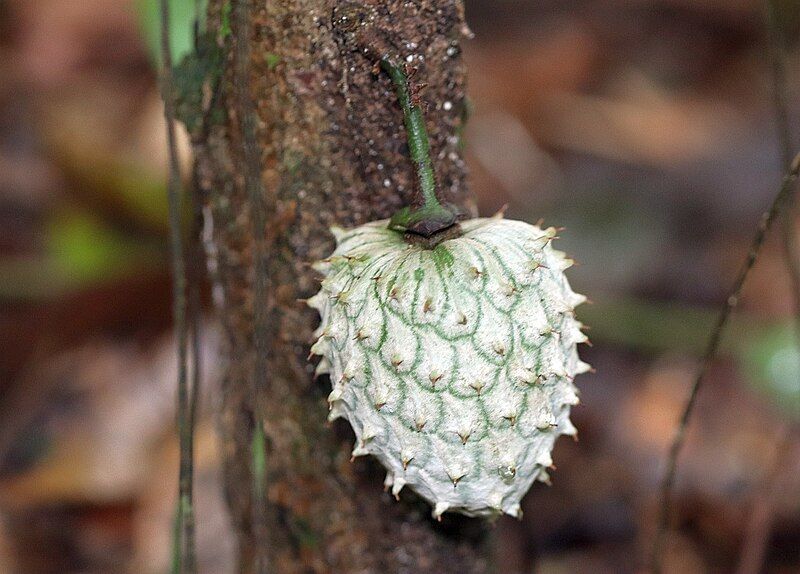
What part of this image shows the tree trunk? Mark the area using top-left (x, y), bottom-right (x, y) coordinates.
top-left (193, 1), bottom-right (485, 571)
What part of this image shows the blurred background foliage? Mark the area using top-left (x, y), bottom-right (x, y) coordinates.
top-left (1, 1), bottom-right (800, 573)
top-left (137, 0), bottom-right (206, 64)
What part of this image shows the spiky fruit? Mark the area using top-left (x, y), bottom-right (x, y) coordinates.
top-left (308, 216), bottom-right (589, 518)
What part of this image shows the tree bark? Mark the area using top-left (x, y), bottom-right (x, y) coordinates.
top-left (193, 1), bottom-right (485, 572)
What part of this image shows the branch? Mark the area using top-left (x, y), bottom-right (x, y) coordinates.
top-left (159, 0), bottom-right (196, 572)
top-left (649, 152), bottom-right (800, 573)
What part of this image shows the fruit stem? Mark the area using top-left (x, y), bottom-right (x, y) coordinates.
top-left (381, 58), bottom-right (459, 237)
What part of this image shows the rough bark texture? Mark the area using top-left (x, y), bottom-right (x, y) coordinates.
top-left (193, 1), bottom-right (484, 572)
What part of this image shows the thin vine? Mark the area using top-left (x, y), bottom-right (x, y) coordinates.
top-left (650, 9), bottom-right (800, 557)
top-left (159, 0), bottom-right (196, 572)
top-left (650, 152), bottom-right (800, 572)
top-left (188, 173), bottom-right (204, 467)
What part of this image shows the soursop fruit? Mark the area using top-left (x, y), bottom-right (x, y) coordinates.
top-left (308, 215), bottom-right (590, 518)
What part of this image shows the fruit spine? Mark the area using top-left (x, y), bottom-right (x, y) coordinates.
top-left (308, 215), bottom-right (589, 518)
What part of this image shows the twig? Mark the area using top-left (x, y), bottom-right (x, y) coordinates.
top-left (159, 0), bottom-right (196, 572)
top-left (232, 0), bottom-right (271, 571)
top-left (649, 153), bottom-right (800, 573)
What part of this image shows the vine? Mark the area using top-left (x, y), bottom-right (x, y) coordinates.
top-left (158, 0), bottom-right (196, 571)
top-left (650, 153), bottom-right (800, 572)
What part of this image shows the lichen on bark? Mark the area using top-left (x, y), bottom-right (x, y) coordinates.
top-left (193, 1), bottom-right (484, 572)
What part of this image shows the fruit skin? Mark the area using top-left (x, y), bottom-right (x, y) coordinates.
top-left (308, 215), bottom-right (590, 519)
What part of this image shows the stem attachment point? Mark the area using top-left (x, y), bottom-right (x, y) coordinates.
top-left (380, 58), bottom-right (461, 238)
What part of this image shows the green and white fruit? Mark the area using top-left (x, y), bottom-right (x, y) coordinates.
top-left (308, 216), bottom-right (589, 518)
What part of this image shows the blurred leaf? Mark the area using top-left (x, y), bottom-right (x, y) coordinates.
top-left (578, 298), bottom-right (719, 356)
top-left (47, 210), bottom-right (141, 282)
top-left (580, 296), bottom-right (800, 421)
top-left (96, 159), bottom-right (171, 234)
top-left (744, 325), bottom-right (800, 421)
top-left (136, 0), bottom-right (206, 66)
top-left (576, 297), bottom-right (769, 357)
top-left (46, 115), bottom-right (171, 234)
top-left (0, 210), bottom-right (164, 300)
